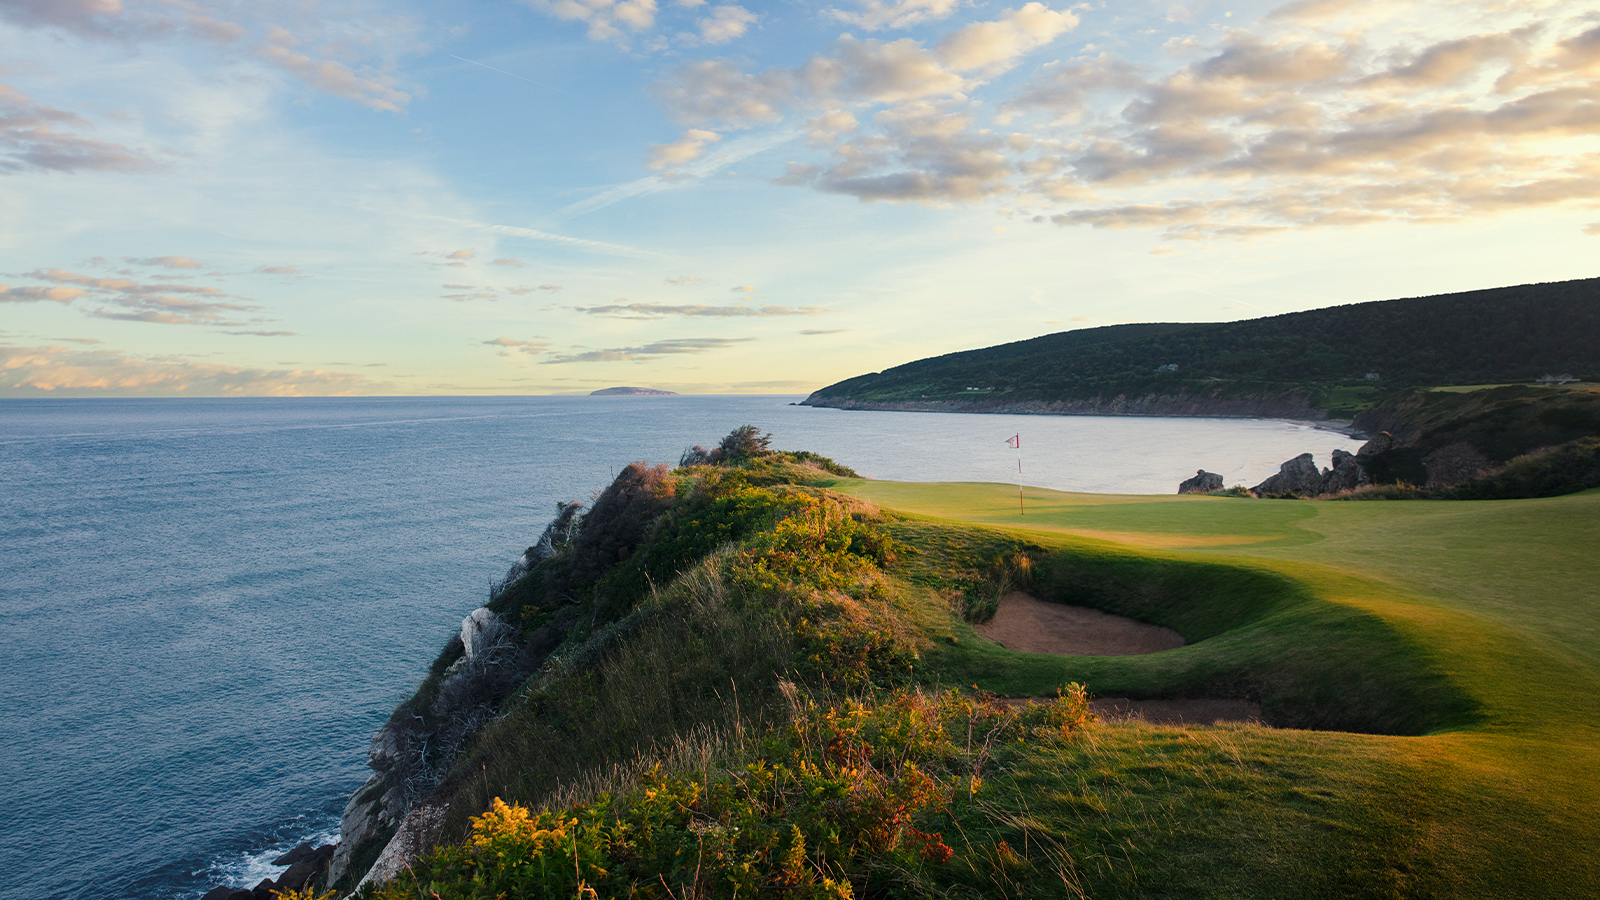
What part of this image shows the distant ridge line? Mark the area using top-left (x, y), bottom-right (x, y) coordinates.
top-left (590, 386), bottom-right (679, 396)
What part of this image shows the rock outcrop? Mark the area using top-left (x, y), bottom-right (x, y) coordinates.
top-left (1177, 470), bottom-right (1225, 494)
top-left (200, 842), bottom-right (335, 900)
top-left (325, 722), bottom-right (412, 886)
top-left (1321, 449), bottom-right (1371, 494)
top-left (1252, 453), bottom-right (1324, 496)
top-left (1252, 450), bottom-right (1372, 497)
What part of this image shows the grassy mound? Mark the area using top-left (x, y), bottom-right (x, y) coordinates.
top-left (340, 431), bottom-right (1599, 899)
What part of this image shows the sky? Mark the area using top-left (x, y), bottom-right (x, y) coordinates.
top-left (0, 0), bottom-right (1596, 397)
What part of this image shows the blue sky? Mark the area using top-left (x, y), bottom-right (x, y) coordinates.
top-left (2, 0), bottom-right (1596, 396)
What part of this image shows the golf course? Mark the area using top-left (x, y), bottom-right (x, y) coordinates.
top-left (837, 478), bottom-right (1600, 897)
top-left (338, 434), bottom-right (1599, 900)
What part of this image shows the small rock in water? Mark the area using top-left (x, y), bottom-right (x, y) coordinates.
top-left (272, 841), bottom-right (317, 866)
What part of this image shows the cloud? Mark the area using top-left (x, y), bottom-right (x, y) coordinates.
top-left (224, 330), bottom-right (297, 336)
top-left (790, 102), bottom-right (1013, 204)
top-left (648, 129), bottom-right (722, 169)
top-left (0, 0), bottom-right (125, 38)
top-left (658, 5), bottom-right (1079, 129)
top-left (934, 3), bottom-right (1079, 76)
top-left (257, 27), bottom-right (411, 113)
top-left (483, 337), bottom-right (552, 355)
top-left (824, 0), bottom-right (962, 31)
top-left (665, 275), bottom-right (712, 285)
top-left (126, 256), bottom-right (203, 269)
top-left (691, 5), bottom-right (756, 44)
top-left (254, 265), bottom-right (303, 275)
top-left (0, 343), bottom-right (385, 397)
top-left (492, 258), bottom-right (528, 267)
top-left (573, 301), bottom-right (832, 317)
top-left (0, 284), bottom-right (86, 303)
top-left (446, 249), bottom-right (474, 259)
top-left (799, 328), bottom-right (849, 334)
top-left (545, 336), bottom-right (756, 362)
top-left (936, 8), bottom-right (1600, 235)
top-left (558, 128), bottom-right (802, 216)
top-left (430, 215), bottom-right (669, 258)
top-left (1358, 30), bottom-right (1534, 91)
top-left (508, 284), bottom-right (564, 294)
top-left (732, 284), bottom-right (756, 292)
top-left (525, 0), bottom-right (660, 44)
top-left (26, 267), bottom-right (259, 324)
top-left (0, 83), bottom-right (156, 174)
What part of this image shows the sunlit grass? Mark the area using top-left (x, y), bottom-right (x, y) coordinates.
top-left (835, 479), bottom-right (1600, 897)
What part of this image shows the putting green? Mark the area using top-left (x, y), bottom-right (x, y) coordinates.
top-left (837, 479), bottom-right (1600, 897)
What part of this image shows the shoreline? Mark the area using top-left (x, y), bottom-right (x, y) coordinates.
top-left (803, 397), bottom-right (1365, 440)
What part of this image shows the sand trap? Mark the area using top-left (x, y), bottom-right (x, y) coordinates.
top-left (974, 591), bottom-right (1185, 656)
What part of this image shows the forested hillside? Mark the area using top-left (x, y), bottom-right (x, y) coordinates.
top-left (805, 278), bottom-right (1600, 417)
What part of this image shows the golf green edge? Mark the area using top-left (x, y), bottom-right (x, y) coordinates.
top-left (836, 477), bottom-right (1600, 898)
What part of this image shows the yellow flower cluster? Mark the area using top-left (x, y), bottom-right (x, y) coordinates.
top-left (469, 797), bottom-right (570, 855)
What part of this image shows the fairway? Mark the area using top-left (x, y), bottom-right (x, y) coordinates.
top-left (839, 479), bottom-right (1600, 897)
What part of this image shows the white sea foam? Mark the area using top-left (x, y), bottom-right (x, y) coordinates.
top-left (199, 821), bottom-right (340, 893)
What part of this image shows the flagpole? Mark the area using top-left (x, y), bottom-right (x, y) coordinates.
top-left (1006, 433), bottom-right (1024, 515)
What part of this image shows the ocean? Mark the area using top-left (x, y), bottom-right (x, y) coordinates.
top-left (0, 396), bottom-right (1363, 899)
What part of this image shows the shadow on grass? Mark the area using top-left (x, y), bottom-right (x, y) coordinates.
top-left (911, 529), bottom-right (1482, 736)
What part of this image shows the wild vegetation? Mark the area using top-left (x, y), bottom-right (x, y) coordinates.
top-left (804, 278), bottom-right (1600, 417)
top-left (321, 424), bottom-right (1600, 899)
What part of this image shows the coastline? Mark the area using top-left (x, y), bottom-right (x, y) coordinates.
top-left (800, 394), bottom-right (1364, 438)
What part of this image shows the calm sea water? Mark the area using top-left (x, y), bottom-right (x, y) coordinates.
top-left (0, 396), bottom-right (1362, 900)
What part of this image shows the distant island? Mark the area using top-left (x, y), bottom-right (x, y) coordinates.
top-left (589, 386), bottom-right (679, 396)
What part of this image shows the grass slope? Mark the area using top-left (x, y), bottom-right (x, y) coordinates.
top-left (838, 478), bottom-right (1600, 897)
top-left (351, 445), bottom-right (1596, 900)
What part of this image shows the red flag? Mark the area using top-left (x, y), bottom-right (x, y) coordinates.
top-left (1005, 434), bottom-right (1020, 449)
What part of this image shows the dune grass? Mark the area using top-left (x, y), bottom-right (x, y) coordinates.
top-left (836, 479), bottom-right (1600, 898)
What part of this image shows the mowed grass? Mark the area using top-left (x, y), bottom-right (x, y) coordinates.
top-left (839, 479), bottom-right (1600, 898)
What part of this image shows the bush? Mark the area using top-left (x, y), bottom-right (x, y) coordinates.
top-left (366, 686), bottom-right (1095, 900)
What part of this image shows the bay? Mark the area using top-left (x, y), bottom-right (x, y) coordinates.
top-left (0, 396), bottom-right (1362, 899)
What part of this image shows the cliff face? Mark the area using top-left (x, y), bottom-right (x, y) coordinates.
top-left (801, 389), bottom-right (1329, 421)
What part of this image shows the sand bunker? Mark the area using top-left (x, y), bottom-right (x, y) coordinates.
top-left (974, 591), bottom-right (1185, 656)
top-left (977, 592), bottom-right (1264, 726)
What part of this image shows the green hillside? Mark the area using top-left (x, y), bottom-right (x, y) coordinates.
top-left (336, 430), bottom-right (1599, 899)
top-left (805, 278), bottom-right (1600, 416)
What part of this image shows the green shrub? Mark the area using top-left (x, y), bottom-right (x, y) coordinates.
top-left (365, 686), bottom-right (1094, 900)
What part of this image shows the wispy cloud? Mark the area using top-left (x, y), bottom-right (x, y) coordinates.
top-left (429, 216), bottom-right (669, 259)
top-left (483, 336), bottom-right (551, 355)
top-left (557, 128), bottom-right (801, 217)
top-left (0, 343), bottom-right (385, 397)
top-left (26, 267), bottom-right (260, 325)
top-left (1, 284), bottom-right (85, 303)
top-left (545, 336), bottom-right (755, 363)
top-left (574, 301), bottom-right (832, 318)
top-left (126, 256), bottom-right (204, 269)
top-left (0, 82), bottom-right (157, 174)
